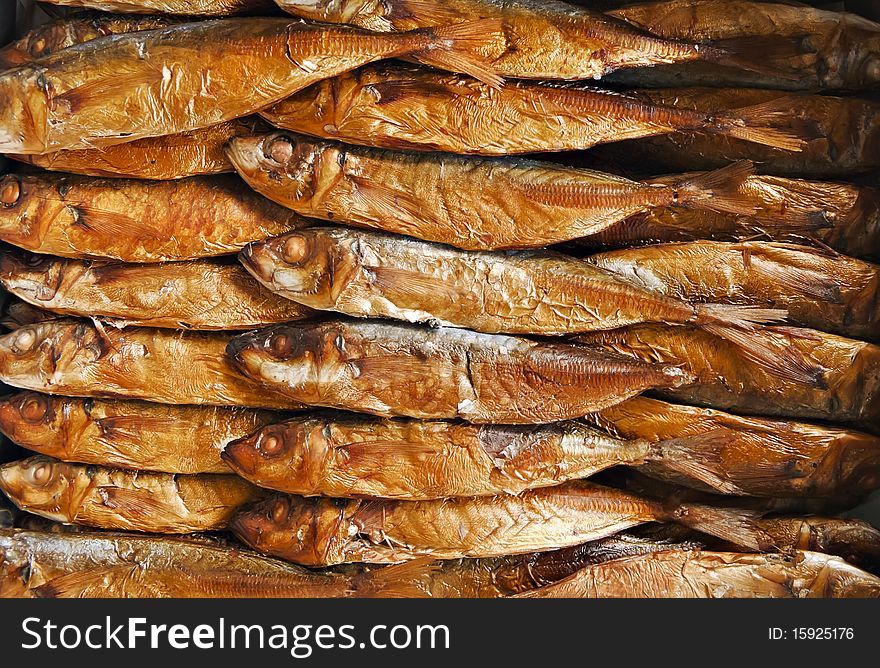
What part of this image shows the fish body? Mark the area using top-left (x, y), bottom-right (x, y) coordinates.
top-left (515, 550), bottom-right (880, 598)
top-left (0, 391), bottom-right (284, 474)
top-left (0, 456), bottom-right (261, 533)
top-left (0, 172), bottom-right (303, 262)
top-left (0, 250), bottom-right (313, 330)
top-left (37, 0), bottom-right (273, 15)
top-left (227, 132), bottom-right (756, 250)
top-left (231, 481), bottom-right (765, 565)
top-left (0, 318), bottom-right (306, 409)
top-left (263, 63), bottom-right (804, 154)
top-left (227, 319), bottom-right (693, 424)
top-left (0, 17), bottom-right (503, 154)
top-left (588, 396), bottom-right (880, 500)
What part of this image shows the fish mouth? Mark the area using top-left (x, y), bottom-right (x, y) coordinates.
top-left (226, 332), bottom-right (262, 370)
top-left (224, 136), bottom-right (266, 177)
top-left (228, 510), bottom-right (263, 549)
top-left (238, 242), bottom-right (277, 286)
top-left (221, 438), bottom-right (258, 477)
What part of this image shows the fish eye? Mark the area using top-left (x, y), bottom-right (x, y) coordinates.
top-left (10, 328), bottom-right (37, 355)
top-left (19, 395), bottom-right (48, 423)
top-left (271, 333), bottom-right (290, 355)
top-left (0, 177), bottom-right (21, 207)
top-left (28, 462), bottom-right (54, 486)
top-left (30, 38), bottom-right (46, 56)
top-left (864, 56), bottom-right (880, 84)
top-left (283, 235), bottom-right (310, 265)
top-left (24, 253), bottom-right (49, 269)
top-left (260, 434), bottom-right (284, 456)
top-left (265, 136), bottom-right (294, 165)
top-left (271, 498), bottom-right (289, 523)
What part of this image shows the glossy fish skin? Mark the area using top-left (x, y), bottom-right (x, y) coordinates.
top-left (12, 118), bottom-right (268, 180)
top-left (589, 88), bottom-right (880, 178)
top-left (0, 318), bottom-right (306, 410)
top-left (1, 300), bottom-right (59, 330)
top-left (577, 324), bottom-right (880, 425)
top-left (231, 481), bottom-right (763, 565)
top-left (0, 14), bottom-right (180, 70)
top-left (227, 319), bottom-right (693, 424)
top-left (0, 250), bottom-right (313, 331)
top-left (227, 132), bottom-right (756, 250)
top-left (262, 63), bottom-right (802, 155)
top-left (0, 456), bottom-right (262, 534)
top-left (223, 413), bottom-right (678, 499)
top-left (515, 550), bottom-right (880, 598)
top-left (0, 17), bottom-right (503, 154)
top-left (588, 396), bottom-right (880, 501)
top-left (0, 172), bottom-right (303, 263)
top-left (588, 241), bottom-right (880, 341)
top-left (0, 391), bottom-right (285, 474)
top-left (40, 0), bottom-right (273, 15)
top-left (578, 174), bottom-right (880, 263)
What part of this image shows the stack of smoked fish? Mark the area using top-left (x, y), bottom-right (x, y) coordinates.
top-left (0, 0), bottom-right (879, 599)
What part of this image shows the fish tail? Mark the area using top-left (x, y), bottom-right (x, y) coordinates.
top-left (692, 303), bottom-right (788, 330)
top-left (709, 96), bottom-right (818, 152)
top-left (650, 429), bottom-right (743, 495)
top-left (664, 502), bottom-right (772, 551)
top-left (673, 160), bottom-right (757, 217)
top-left (404, 19), bottom-right (505, 88)
top-left (697, 34), bottom-right (815, 82)
top-left (351, 557), bottom-right (439, 598)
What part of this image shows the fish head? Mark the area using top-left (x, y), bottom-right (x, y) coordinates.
top-left (0, 248), bottom-right (65, 304)
top-left (276, 0), bottom-right (387, 28)
top-left (0, 391), bottom-right (65, 450)
top-left (0, 456), bottom-right (77, 522)
top-left (822, 431), bottom-right (880, 499)
top-left (0, 66), bottom-right (49, 154)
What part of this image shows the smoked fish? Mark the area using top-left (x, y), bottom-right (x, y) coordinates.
top-left (757, 517), bottom-right (880, 575)
top-left (12, 117), bottom-right (268, 179)
top-left (1, 300), bottom-right (59, 330)
top-left (0, 250), bottom-right (313, 330)
top-left (263, 63), bottom-right (805, 155)
top-left (0, 172), bottom-right (304, 262)
top-left (0, 14), bottom-right (179, 70)
top-left (274, 0), bottom-right (789, 80)
top-left (0, 318), bottom-right (307, 410)
top-left (0, 391), bottom-right (284, 474)
top-left (227, 132), bottom-right (759, 250)
top-left (222, 412), bottom-right (746, 499)
top-left (0, 17), bottom-right (503, 154)
top-left (604, 0), bottom-right (880, 91)
top-left (589, 88), bottom-right (880, 178)
top-left (587, 241), bottom-right (880, 341)
top-left (515, 550), bottom-right (880, 598)
top-left (577, 324), bottom-right (880, 425)
top-left (587, 396), bottom-right (880, 500)
top-left (231, 482), bottom-right (768, 565)
top-left (0, 456), bottom-right (262, 534)
top-left (577, 174), bottom-right (880, 263)
top-left (38, 0), bottom-right (273, 15)
top-left (227, 319), bottom-right (694, 424)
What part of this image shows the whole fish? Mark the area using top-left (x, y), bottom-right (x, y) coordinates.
top-left (227, 319), bottom-right (693, 424)
top-left (587, 241), bottom-right (880, 341)
top-left (0, 14), bottom-right (180, 69)
top-left (12, 117), bottom-right (268, 180)
top-left (577, 324), bottom-right (880, 425)
top-left (589, 88), bottom-right (880, 178)
top-left (0, 529), bottom-right (425, 598)
top-left (263, 63), bottom-right (804, 155)
top-left (0, 456), bottom-right (262, 534)
top-left (605, 0), bottom-right (880, 91)
top-left (0, 250), bottom-right (313, 330)
top-left (0, 172), bottom-right (303, 263)
top-left (227, 132), bottom-right (758, 250)
top-left (231, 482), bottom-right (767, 565)
top-left (0, 391), bottom-right (285, 474)
top-left (587, 396), bottom-right (880, 501)
top-left (39, 0), bottom-right (273, 15)
top-left (0, 318), bottom-right (306, 410)
top-left (515, 550), bottom-right (880, 598)
top-left (0, 18), bottom-right (503, 154)
top-left (222, 412), bottom-right (747, 499)
top-left (577, 173), bottom-right (880, 263)
top-left (274, 0), bottom-right (791, 80)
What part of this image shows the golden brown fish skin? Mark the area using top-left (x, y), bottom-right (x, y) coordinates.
top-left (587, 396), bottom-right (880, 500)
top-left (262, 63), bottom-right (802, 155)
top-left (757, 517), bottom-right (880, 575)
top-left (227, 132), bottom-right (755, 250)
top-left (231, 482), bottom-right (765, 565)
top-left (0, 250), bottom-right (313, 331)
top-left (0, 391), bottom-right (285, 474)
top-left (577, 324), bottom-right (880, 425)
top-left (606, 0), bottom-right (880, 91)
top-left (11, 117), bottom-right (268, 179)
top-left (0, 318), bottom-right (306, 410)
top-left (0, 14), bottom-right (181, 69)
top-left (0, 456), bottom-right (262, 534)
top-left (0, 172), bottom-right (303, 262)
top-left (587, 241), bottom-right (880, 341)
top-left (226, 319), bottom-right (693, 424)
top-left (0, 17), bottom-right (503, 154)
top-left (578, 175), bottom-right (880, 264)
top-left (39, 0), bottom-right (273, 15)
top-left (223, 414), bottom-right (670, 499)
top-left (589, 88), bottom-right (880, 178)
top-left (515, 550), bottom-right (880, 598)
